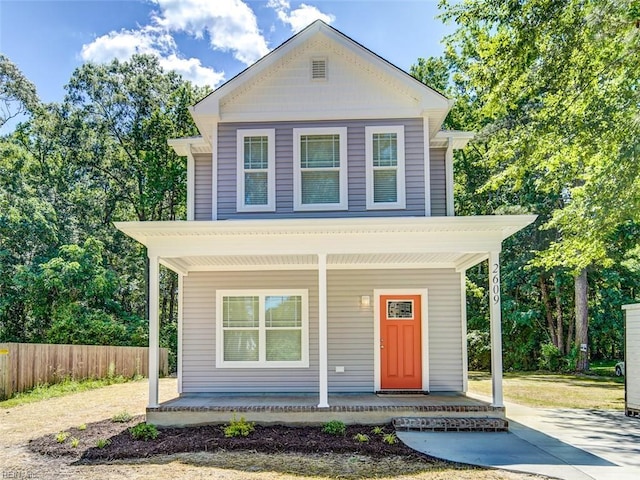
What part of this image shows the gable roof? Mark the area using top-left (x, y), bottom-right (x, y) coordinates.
top-left (189, 20), bottom-right (454, 143)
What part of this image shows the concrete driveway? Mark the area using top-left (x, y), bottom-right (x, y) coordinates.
top-left (398, 400), bottom-right (640, 480)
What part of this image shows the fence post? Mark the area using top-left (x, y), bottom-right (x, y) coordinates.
top-left (0, 343), bottom-right (10, 400)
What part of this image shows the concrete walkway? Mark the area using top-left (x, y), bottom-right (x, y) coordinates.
top-left (398, 399), bottom-right (640, 480)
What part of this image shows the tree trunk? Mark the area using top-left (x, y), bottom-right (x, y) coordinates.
top-left (574, 268), bottom-right (589, 372)
top-left (539, 275), bottom-right (558, 347)
top-left (554, 274), bottom-right (564, 354)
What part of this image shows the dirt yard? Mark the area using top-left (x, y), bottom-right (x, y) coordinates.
top-left (0, 378), bottom-right (547, 479)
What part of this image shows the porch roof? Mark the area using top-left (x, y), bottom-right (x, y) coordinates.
top-left (115, 215), bottom-right (536, 275)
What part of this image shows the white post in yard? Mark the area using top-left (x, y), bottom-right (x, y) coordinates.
top-left (489, 251), bottom-right (504, 407)
top-left (148, 255), bottom-right (160, 408)
top-left (317, 253), bottom-right (329, 408)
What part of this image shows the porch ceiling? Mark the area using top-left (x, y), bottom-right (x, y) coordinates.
top-left (161, 252), bottom-right (488, 273)
top-left (116, 215), bottom-right (537, 275)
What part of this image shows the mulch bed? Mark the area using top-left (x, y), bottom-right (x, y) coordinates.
top-left (29, 416), bottom-right (431, 463)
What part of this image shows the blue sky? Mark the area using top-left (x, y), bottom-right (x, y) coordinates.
top-left (0, 0), bottom-right (453, 104)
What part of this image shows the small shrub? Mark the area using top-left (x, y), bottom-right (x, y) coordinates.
top-left (382, 433), bottom-right (398, 445)
top-left (353, 433), bottom-right (370, 443)
top-left (371, 426), bottom-right (385, 435)
top-left (223, 416), bottom-right (255, 438)
top-left (96, 438), bottom-right (111, 448)
top-left (55, 431), bottom-right (69, 443)
top-left (539, 343), bottom-right (563, 371)
top-left (70, 437), bottom-right (80, 448)
top-left (111, 411), bottom-right (132, 423)
top-left (129, 422), bottom-right (159, 441)
top-left (322, 420), bottom-right (346, 436)
top-left (78, 423), bottom-right (87, 431)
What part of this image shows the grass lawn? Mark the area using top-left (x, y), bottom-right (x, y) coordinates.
top-left (0, 375), bottom-right (140, 409)
top-left (468, 371), bottom-right (625, 409)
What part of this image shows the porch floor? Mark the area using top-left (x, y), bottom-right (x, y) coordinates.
top-left (147, 392), bottom-right (505, 427)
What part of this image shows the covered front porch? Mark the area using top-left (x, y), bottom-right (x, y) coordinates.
top-left (115, 215), bottom-right (536, 426)
top-left (147, 391), bottom-right (507, 430)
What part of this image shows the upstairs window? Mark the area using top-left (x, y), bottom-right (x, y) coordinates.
top-left (216, 290), bottom-right (309, 368)
top-left (237, 129), bottom-right (275, 212)
top-left (365, 125), bottom-right (406, 210)
top-left (293, 127), bottom-right (348, 211)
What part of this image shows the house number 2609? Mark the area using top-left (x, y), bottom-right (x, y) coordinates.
top-left (492, 263), bottom-right (500, 305)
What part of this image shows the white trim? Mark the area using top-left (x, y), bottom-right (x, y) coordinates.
top-left (211, 121), bottom-right (218, 220)
top-left (317, 253), bottom-right (329, 407)
top-left (489, 251), bottom-right (503, 407)
top-left (423, 116), bottom-right (431, 216)
top-left (186, 151), bottom-right (195, 221)
top-left (365, 125), bottom-right (406, 210)
top-left (181, 262), bottom-right (458, 273)
top-left (116, 216), bottom-right (537, 259)
top-left (236, 129), bottom-right (276, 212)
top-left (445, 137), bottom-right (455, 216)
top-left (177, 273), bottom-right (184, 394)
top-left (432, 130), bottom-right (475, 149)
top-left (215, 289), bottom-right (309, 369)
top-left (293, 127), bottom-right (348, 211)
top-left (148, 256), bottom-right (160, 408)
top-left (460, 271), bottom-right (468, 393)
top-left (373, 288), bottom-right (429, 392)
top-left (622, 303), bottom-right (640, 311)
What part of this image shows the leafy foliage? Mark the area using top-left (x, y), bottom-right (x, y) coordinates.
top-left (322, 420), bottom-right (346, 436)
top-left (223, 416), bottom-right (256, 438)
top-left (412, 0), bottom-right (640, 370)
top-left (129, 422), bottom-right (159, 441)
top-left (0, 55), bottom-right (209, 371)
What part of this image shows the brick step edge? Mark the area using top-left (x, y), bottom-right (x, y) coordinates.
top-left (393, 416), bottom-right (508, 432)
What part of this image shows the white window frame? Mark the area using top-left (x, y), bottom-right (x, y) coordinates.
top-left (216, 289), bottom-right (309, 368)
top-left (293, 127), bottom-right (348, 211)
top-left (236, 129), bottom-right (276, 212)
top-left (365, 125), bottom-right (406, 210)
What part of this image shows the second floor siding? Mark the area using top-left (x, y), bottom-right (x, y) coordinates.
top-left (193, 118), bottom-right (449, 220)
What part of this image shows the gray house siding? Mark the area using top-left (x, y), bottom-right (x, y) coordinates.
top-left (181, 268), bottom-right (464, 393)
top-left (193, 153), bottom-right (212, 220)
top-left (215, 118), bottom-right (426, 220)
top-left (430, 148), bottom-right (447, 216)
top-left (327, 269), bottom-right (463, 392)
top-left (182, 270), bottom-right (320, 393)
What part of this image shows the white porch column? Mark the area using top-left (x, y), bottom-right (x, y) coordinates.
top-left (148, 255), bottom-right (160, 408)
top-left (489, 251), bottom-right (504, 407)
top-left (317, 253), bottom-right (329, 408)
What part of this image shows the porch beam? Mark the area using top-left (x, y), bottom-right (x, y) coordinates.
top-left (148, 255), bottom-right (160, 408)
top-left (488, 251), bottom-right (504, 407)
top-left (317, 253), bottom-right (329, 408)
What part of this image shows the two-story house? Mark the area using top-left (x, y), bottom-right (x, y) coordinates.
top-left (116, 20), bottom-right (535, 428)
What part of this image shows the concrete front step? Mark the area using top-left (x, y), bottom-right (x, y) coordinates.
top-left (393, 416), bottom-right (509, 432)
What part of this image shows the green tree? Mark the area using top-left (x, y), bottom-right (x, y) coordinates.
top-left (0, 54), bottom-right (39, 127)
top-left (436, 0), bottom-right (640, 371)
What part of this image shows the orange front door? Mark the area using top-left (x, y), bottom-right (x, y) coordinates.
top-left (380, 294), bottom-right (422, 390)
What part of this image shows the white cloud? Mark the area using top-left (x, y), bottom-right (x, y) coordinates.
top-left (159, 55), bottom-right (225, 87)
top-left (80, 0), bottom-right (330, 88)
top-left (152, 0), bottom-right (270, 65)
top-left (80, 26), bottom-right (173, 63)
top-left (268, 0), bottom-right (334, 33)
top-left (80, 26), bottom-right (224, 88)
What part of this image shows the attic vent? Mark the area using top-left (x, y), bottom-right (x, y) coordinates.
top-left (311, 58), bottom-right (327, 80)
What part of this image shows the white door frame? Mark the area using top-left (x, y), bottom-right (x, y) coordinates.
top-left (373, 288), bottom-right (429, 392)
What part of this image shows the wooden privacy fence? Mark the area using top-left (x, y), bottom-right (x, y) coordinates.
top-left (0, 343), bottom-right (169, 400)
